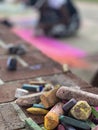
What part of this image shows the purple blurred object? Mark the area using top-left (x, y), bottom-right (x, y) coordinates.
top-left (57, 124), bottom-right (65, 130)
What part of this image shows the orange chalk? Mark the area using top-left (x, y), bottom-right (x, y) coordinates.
top-left (44, 102), bottom-right (64, 130)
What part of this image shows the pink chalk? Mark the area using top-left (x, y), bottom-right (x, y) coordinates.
top-left (12, 27), bottom-right (88, 67)
top-left (95, 107), bottom-right (98, 111)
top-left (92, 126), bottom-right (98, 130)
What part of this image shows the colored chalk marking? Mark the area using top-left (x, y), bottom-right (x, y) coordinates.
top-left (12, 28), bottom-right (89, 68)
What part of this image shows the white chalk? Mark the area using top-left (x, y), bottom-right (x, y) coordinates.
top-left (15, 88), bottom-right (29, 98)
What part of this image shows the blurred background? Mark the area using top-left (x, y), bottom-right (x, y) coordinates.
top-left (0, 0), bottom-right (98, 86)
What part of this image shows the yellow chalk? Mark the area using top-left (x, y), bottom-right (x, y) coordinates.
top-left (27, 107), bottom-right (49, 115)
top-left (44, 112), bottom-right (59, 130)
top-left (44, 102), bottom-right (64, 130)
top-left (70, 100), bottom-right (91, 120)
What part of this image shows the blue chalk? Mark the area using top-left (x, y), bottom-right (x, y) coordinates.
top-left (22, 84), bottom-right (43, 92)
top-left (33, 104), bottom-right (46, 109)
top-left (7, 57), bottom-right (17, 71)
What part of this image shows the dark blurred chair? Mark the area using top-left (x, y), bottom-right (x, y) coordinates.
top-left (26, 0), bottom-right (38, 6)
top-left (91, 71), bottom-right (98, 87)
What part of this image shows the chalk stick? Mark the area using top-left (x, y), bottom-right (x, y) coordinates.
top-left (56, 86), bottom-right (98, 106)
top-left (62, 64), bottom-right (69, 72)
top-left (27, 107), bottom-right (49, 115)
top-left (41, 126), bottom-right (47, 130)
top-left (59, 115), bottom-right (91, 130)
top-left (15, 88), bottom-right (29, 98)
top-left (92, 107), bottom-right (98, 118)
top-left (33, 104), bottom-right (46, 109)
top-left (64, 125), bottom-right (76, 130)
top-left (25, 117), bottom-right (42, 130)
top-left (7, 57), bottom-right (17, 71)
top-left (40, 87), bottom-right (60, 108)
top-left (57, 124), bottom-right (65, 130)
top-left (22, 84), bottom-right (43, 92)
top-left (29, 80), bottom-right (46, 85)
top-left (43, 83), bottom-right (54, 92)
top-left (15, 92), bottom-right (42, 107)
top-left (70, 101), bottom-right (91, 120)
top-left (92, 126), bottom-right (98, 130)
top-left (44, 102), bottom-right (64, 130)
top-left (86, 120), bottom-right (96, 129)
top-left (63, 98), bottom-right (77, 113)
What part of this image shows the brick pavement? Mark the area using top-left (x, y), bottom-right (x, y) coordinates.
top-left (0, 23), bottom-right (98, 129)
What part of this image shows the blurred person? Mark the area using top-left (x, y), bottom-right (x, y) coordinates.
top-left (91, 71), bottom-right (98, 87)
top-left (24, 0), bottom-right (37, 6)
top-left (14, 0), bottom-right (37, 5)
top-left (14, 0), bottom-right (80, 37)
top-left (35, 0), bottom-right (80, 37)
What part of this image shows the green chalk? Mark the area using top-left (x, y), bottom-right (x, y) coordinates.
top-left (59, 115), bottom-right (91, 130)
top-left (25, 118), bottom-right (42, 130)
top-left (41, 126), bottom-right (47, 130)
top-left (92, 107), bottom-right (98, 118)
top-left (86, 120), bottom-right (96, 129)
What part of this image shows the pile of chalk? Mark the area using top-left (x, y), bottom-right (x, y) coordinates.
top-left (15, 85), bottom-right (98, 130)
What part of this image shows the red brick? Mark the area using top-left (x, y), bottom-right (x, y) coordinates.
top-left (0, 83), bottom-right (21, 103)
top-left (1, 65), bottom-right (62, 82)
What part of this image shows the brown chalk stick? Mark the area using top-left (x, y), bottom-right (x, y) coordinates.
top-left (15, 92), bottom-right (42, 107)
top-left (40, 87), bottom-right (60, 108)
top-left (56, 86), bottom-right (98, 106)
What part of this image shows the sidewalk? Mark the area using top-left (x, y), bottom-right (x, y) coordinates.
top-left (0, 23), bottom-right (96, 130)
